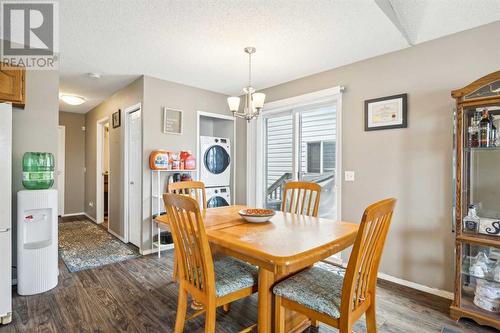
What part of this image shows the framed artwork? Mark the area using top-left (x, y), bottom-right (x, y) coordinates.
top-left (163, 107), bottom-right (183, 135)
top-left (112, 109), bottom-right (121, 128)
top-left (364, 93), bottom-right (407, 131)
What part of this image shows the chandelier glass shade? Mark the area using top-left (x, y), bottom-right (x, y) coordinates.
top-left (227, 47), bottom-right (266, 121)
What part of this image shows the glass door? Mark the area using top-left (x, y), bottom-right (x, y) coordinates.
top-left (263, 111), bottom-right (294, 211)
top-left (263, 104), bottom-right (339, 219)
top-left (298, 106), bottom-right (337, 218)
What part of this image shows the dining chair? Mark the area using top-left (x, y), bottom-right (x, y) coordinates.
top-left (168, 180), bottom-right (207, 209)
top-left (163, 193), bottom-right (258, 333)
top-left (273, 198), bottom-right (397, 333)
top-left (167, 180), bottom-right (207, 282)
top-left (281, 181), bottom-right (321, 217)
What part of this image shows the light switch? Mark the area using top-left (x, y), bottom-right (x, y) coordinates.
top-left (345, 171), bottom-right (355, 182)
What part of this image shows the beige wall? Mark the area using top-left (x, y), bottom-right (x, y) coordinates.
top-left (245, 21), bottom-right (500, 292)
top-left (141, 76), bottom-right (241, 250)
top-left (59, 112), bottom-right (85, 214)
top-left (11, 69), bottom-right (59, 267)
top-left (84, 77), bottom-right (144, 237)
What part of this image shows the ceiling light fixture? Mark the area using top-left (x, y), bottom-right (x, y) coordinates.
top-left (227, 47), bottom-right (266, 122)
top-left (60, 94), bottom-right (86, 106)
top-left (87, 72), bottom-right (101, 79)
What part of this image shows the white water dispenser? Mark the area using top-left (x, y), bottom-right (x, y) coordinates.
top-left (17, 189), bottom-right (58, 295)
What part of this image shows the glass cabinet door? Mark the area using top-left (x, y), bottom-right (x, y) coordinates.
top-left (460, 243), bottom-right (500, 318)
top-left (462, 106), bottom-right (500, 236)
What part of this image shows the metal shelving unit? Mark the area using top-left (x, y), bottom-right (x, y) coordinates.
top-left (150, 169), bottom-right (197, 257)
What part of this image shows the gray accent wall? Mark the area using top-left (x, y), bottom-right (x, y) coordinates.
top-left (84, 77), bottom-right (144, 237)
top-left (242, 21), bottom-right (500, 292)
top-left (59, 112), bottom-right (85, 214)
top-left (141, 76), bottom-right (241, 251)
top-left (83, 75), bottom-right (244, 252)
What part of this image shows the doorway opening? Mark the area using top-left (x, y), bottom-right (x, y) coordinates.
top-left (96, 117), bottom-right (110, 230)
top-left (262, 104), bottom-right (339, 219)
top-left (250, 87), bottom-right (343, 262)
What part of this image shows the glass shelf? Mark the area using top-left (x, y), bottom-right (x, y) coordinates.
top-left (465, 146), bottom-right (500, 152)
top-left (462, 272), bottom-right (500, 284)
top-left (462, 256), bottom-right (500, 284)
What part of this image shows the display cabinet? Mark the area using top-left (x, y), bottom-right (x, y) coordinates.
top-left (451, 71), bottom-right (500, 329)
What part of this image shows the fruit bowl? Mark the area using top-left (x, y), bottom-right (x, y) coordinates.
top-left (238, 208), bottom-right (275, 223)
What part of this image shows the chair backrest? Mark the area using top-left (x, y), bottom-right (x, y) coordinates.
top-left (162, 193), bottom-right (215, 300)
top-left (168, 180), bottom-right (207, 210)
top-left (340, 198), bottom-right (396, 317)
top-left (281, 181), bottom-right (321, 217)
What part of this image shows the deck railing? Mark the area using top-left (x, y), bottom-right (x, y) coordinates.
top-left (265, 171), bottom-right (335, 210)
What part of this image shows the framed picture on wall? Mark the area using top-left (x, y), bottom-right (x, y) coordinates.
top-left (364, 93), bottom-right (407, 131)
top-left (163, 107), bottom-right (183, 135)
top-left (112, 109), bottom-right (121, 128)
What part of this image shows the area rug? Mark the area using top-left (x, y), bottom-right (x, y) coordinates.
top-left (441, 328), bottom-right (458, 333)
top-left (59, 219), bottom-right (140, 272)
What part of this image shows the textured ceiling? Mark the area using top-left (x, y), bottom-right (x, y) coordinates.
top-left (58, 0), bottom-right (500, 113)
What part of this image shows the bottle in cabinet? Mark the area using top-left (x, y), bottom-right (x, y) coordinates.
top-left (463, 205), bottom-right (480, 234)
top-left (489, 113), bottom-right (497, 146)
top-left (479, 110), bottom-right (491, 147)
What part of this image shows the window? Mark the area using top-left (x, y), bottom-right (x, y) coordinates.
top-left (306, 140), bottom-right (335, 174)
top-left (307, 142), bottom-right (321, 173)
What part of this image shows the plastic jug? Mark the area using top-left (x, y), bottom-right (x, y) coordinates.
top-left (22, 152), bottom-right (55, 189)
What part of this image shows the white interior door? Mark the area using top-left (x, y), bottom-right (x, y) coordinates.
top-left (128, 110), bottom-right (142, 247)
top-left (57, 126), bottom-right (65, 216)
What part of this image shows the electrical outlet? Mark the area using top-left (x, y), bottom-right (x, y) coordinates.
top-left (89, 201), bottom-right (94, 207)
top-left (345, 171), bottom-right (355, 182)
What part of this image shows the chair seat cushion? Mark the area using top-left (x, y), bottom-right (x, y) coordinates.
top-left (273, 265), bottom-right (345, 319)
top-left (214, 256), bottom-right (258, 297)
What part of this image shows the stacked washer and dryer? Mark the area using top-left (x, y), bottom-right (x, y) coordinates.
top-left (199, 136), bottom-right (232, 207)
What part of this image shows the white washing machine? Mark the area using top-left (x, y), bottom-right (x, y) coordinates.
top-left (206, 186), bottom-right (231, 208)
top-left (200, 136), bottom-right (231, 187)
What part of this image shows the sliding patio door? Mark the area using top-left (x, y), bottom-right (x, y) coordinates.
top-left (263, 103), bottom-right (339, 219)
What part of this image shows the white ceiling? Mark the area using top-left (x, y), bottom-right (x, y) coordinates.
top-left (58, 0), bottom-right (500, 113)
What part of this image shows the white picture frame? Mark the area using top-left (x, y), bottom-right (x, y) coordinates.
top-left (163, 107), bottom-right (183, 135)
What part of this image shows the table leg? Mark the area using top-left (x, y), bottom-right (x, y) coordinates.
top-left (258, 268), bottom-right (274, 333)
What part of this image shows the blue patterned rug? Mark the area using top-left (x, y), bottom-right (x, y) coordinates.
top-left (59, 219), bottom-right (140, 272)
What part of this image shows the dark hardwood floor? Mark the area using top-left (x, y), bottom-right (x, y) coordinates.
top-left (0, 217), bottom-right (496, 333)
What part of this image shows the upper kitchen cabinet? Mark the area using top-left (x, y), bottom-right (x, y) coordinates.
top-left (0, 65), bottom-right (25, 107)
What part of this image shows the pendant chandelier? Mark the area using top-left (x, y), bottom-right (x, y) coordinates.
top-left (227, 47), bottom-right (266, 121)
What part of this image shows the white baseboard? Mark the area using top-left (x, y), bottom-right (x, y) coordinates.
top-left (108, 228), bottom-right (126, 242)
top-left (141, 243), bottom-right (175, 256)
top-left (377, 272), bottom-right (454, 300)
top-left (334, 262), bottom-right (453, 300)
top-left (84, 213), bottom-right (96, 222)
top-left (61, 212), bottom-right (86, 217)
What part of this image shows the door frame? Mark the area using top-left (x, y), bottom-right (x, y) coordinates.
top-left (96, 116), bottom-right (110, 225)
top-left (247, 86), bottom-right (344, 220)
top-left (123, 103), bottom-right (142, 248)
top-left (57, 125), bottom-right (65, 216)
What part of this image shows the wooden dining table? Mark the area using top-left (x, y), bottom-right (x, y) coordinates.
top-left (155, 205), bottom-right (358, 333)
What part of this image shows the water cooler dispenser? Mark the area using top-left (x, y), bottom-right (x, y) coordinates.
top-left (17, 189), bottom-right (58, 295)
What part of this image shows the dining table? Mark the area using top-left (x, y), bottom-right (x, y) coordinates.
top-left (155, 205), bottom-right (359, 333)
